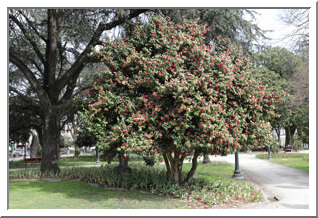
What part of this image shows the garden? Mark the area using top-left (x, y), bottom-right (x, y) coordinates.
top-left (9, 8), bottom-right (309, 210)
top-left (10, 158), bottom-right (262, 209)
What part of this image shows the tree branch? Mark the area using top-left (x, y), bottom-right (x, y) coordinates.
top-left (18, 10), bottom-right (48, 43)
top-left (9, 14), bottom-right (46, 66)
top-left (55, 9), bottom-right (148, 92)
top-left (45, 9), bottom-right (58, 92)
top-left (9, 51), bottom-right (51, 112)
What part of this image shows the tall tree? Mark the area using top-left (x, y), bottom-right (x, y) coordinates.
top-left (78, 16), bottom-right (278, 185)
top-left (160, 9), bottom-right (267, 162)
top-left (250, 67), bottom-right (288, 144)
top-left (253, 46), bottom-right (307, 148)
top-left (9, 9), bottom-right (148, 174)
top-left (160, 9), bottom-right (266, 55)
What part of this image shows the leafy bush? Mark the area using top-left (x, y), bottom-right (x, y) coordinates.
top-left (10, 163), bottom-right (262, 206)
top-left (76, 15), bottom-right (279, 184)
top-left (293, 135), bottom-right (303, 151)
top-left (271, 141), bottom-right (281, 153)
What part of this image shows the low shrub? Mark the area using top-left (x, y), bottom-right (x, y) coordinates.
top-left (270, 141), bottom-right (281, 153)
top-left (9, 163), bottom-right (262, 207)
top-left (9, 169), bottom-right (42, 179)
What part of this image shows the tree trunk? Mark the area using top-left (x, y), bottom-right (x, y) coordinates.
top-left (290, 125), bottom-right (296, 148)
top-left (285, 125), bottom-right (296, 148)
top-left (202, 154), bottom-right (210, 164)
top-left (166, 151), bottom-right (181, 184)
top-left (163, 153), bottom-right (171, 180)
top-left (113, 152), bottom-right (131, 174)
top-left (40, 113), bottom-right (60, 175)
top-left (163, 150), bottom-right (199, 185)
top-left (285, 127), bottom-right (290, 148)
top-left (182, 153), bottom-right (199, 186)
top-left (30, 131), bottom-right (41, 158)
top-left (275, 128), bottom-right (281, 145)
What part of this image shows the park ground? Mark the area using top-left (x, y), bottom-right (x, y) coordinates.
top-left (209, 151), bottom-right (309, 209)
top-left (9, 151), bottom-right (309, 209)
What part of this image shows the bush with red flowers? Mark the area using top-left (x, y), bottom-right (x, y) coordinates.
top-left (76, 16), bottom-right (278, 185)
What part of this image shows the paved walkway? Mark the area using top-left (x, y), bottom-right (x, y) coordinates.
top-left (208, 152), bottom-right (309, 209)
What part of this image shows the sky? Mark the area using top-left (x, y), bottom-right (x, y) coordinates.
top-left (252, 9), bottom-right (301, 50)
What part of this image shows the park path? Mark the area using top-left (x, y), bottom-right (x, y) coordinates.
top-left (208, 152), bottom-right (309, 209)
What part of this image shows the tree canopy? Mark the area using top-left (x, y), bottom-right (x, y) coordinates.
top-left (253, 45), bottom-right (308, 147)
top-left (77, 16), bottom-right (278, 184)
top-left (9, 9), bottom-right (148, 173)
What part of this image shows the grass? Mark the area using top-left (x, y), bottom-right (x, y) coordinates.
top-left (193, 161), bottom-right (235, 183)
top-left (9, 154), bottom-right (107, 169)
top-left (9, 180), bottom-right (188, 209)
top-left (9, 161), bottom-right (262, 209)
top-left (9, 154), bottom-right (145, 169)
top-left (256, 153), bottom-right (309, 172)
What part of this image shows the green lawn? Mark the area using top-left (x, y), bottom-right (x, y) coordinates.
top-left (9, 155), bottom-right (107, 169)
top-left (9, 154), bottom-right (144, 169)
top-left (256, 153), bottom-right (309, 172)
top-left (9, 161), bottom-right (261, 209)
top-left (9, 180), bottom-right (189, 209)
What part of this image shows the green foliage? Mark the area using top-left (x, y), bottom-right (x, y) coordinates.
top-left (270, 140), bottom-right (281, 154)
top-left (77, 16), bottom-right (277, 161)
top-left (253, 45), bottom-right (308, 148)
top-left (100, 149), bottom-right (117, 164)
top-left (75, 127), bottom-right (97, 148)
top-left (254, 46), bottom-right (302, 79)
top-left (10, 162), bottom-right (262, 207)
top-left (9, 93), bottom-right (41, 144)
top-left (160, 9), bottom-right (266, 56)
top-left (60, 135), bottom-right (74, 148)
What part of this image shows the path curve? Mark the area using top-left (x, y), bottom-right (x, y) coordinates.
top-left (209, 152), bottom-right (309, 209)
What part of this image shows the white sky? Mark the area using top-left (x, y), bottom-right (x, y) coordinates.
top-left (252, 9), bottom-right (300, 50)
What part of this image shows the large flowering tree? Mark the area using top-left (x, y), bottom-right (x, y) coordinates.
top-left (76, 16), bottom-right (279, 185)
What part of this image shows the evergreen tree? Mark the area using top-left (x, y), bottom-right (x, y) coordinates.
top-left (78, 16), bottom-right (278, 184)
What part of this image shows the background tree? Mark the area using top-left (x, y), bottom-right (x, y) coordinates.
top-left (253, 46), bottom-right (308, 148)
top-left (160, 9), bottom-right (267, 55)
top-left (9, 9), bottom-right (148, 174)
top-left (78, 16), bottom-right (278, 185)
top-left (250, 67), bottom-right (288, 144)
top-left (280, 9), bottom-right (309, 55)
